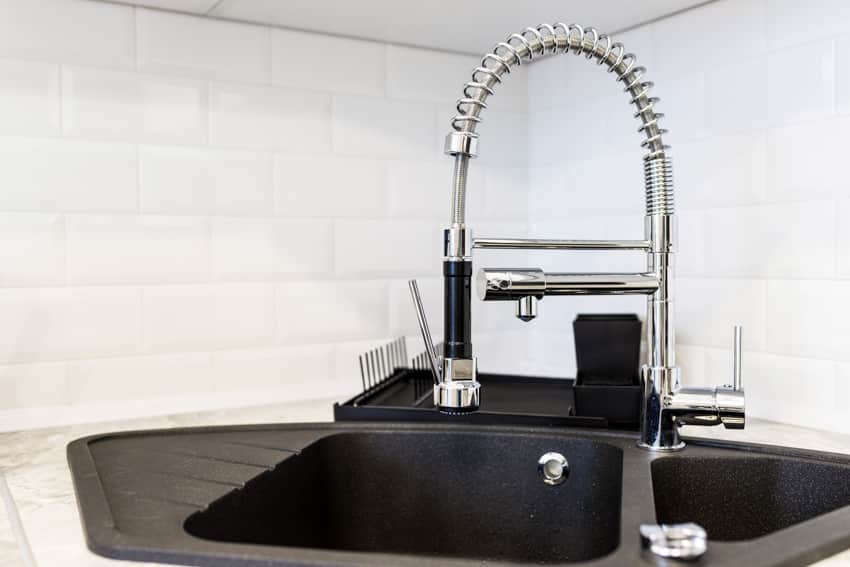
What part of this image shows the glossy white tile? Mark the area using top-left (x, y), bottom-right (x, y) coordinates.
top-left (334, 219), bottom-right (440, 277)
top-left (0, 287), bottom-right (142, 362)
top-left (0, 59), bottom-right (59, 136)
top-left (0, 138), bottom-right (137, 212)
top-left (62, 67), bottom-right (207, 145)
top-left (332, 95), bottom-right (437, 158)
top-left (0, 213), bottom-right (64, 287)
top-left (140, 145), bottom-right (273, 215)
top-left (276, 280), bottom-right (388, 344)
top-left (211, 217), bottom-right (332, 280)
top-left (274, 154), bottom-right (385, 217)
top-left (66, 215), bottom-right (209, 284)
top-left (143, 284), bottom-right (276, 352)
top-left (273, 29), bottom-right (384, 96)
top-left (138, 8), bottom-right (271, 83)
top-left (210, 82), bottom-right (331, 151)
top-left (0, 0), bottom-right (134, 69)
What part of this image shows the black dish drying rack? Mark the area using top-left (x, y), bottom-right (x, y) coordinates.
top-left (333, 337), bottom-right (641, 429)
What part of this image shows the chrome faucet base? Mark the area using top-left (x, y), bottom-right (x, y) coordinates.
top-left (435, 357), bottom-right (480, 413)
top-left (434, 380), bottom-right (480, 414)
top-left (637, 440), bottom-right (686, 452)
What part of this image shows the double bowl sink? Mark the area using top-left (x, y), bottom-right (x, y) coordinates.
top-left (68, 423), bottom-right (850, 566)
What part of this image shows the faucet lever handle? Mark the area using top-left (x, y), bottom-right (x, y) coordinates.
top-left (408, 280), bottom-right (442, 384)
top-left (732, 325), bottom-right (743, 391)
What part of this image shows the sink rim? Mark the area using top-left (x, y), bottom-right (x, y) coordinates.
top-left (68, 421), bottom-right (850, 567)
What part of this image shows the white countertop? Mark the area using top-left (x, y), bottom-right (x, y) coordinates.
top-left (1, 399), bottom-right (850, 567)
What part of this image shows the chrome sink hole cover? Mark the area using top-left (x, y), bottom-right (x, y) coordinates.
top-left (538, 452), bottom-right (569, 485)
top-left (640, 522), bottom-right (708, 560)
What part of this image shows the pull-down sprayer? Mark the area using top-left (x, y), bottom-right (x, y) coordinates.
top-left (411, 23), bottom-right (744, 451)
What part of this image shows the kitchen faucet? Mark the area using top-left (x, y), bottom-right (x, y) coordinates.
top-left (410, 22), bottom-right (745, 451)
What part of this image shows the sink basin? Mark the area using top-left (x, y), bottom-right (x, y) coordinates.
top-left (652, 455), bottom-right (850, 541)
top-left (67, 423), bottom-right (850, 566)
top-left (184, 432), bottom-right (623, 563)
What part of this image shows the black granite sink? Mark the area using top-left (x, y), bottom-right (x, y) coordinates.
top-left (184, 432), bottom-right (623, 563)
top-left (652, 455), bottom-right (850, 541)
top-left (68, 423), bottom-right (850, 567)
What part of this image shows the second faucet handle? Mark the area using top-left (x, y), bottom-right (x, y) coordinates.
top-left (716, 325), bottom-right (745, 429)
top-left (733, 325), bottom-right (743, 391)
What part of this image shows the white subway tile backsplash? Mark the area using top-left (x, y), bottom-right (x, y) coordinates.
top-left (475, 330), bottom-right (534, 377)
top-left (676, 210), bottom-right (706, 277)
top-left (276, 281), bottom-right (388, 344)
top-left (720, 350), bottom-right (836, 426)
top-left (677, 345), bottom-right (707, 388)
top-left (677, 278), bottom-right (767, 351)
top-left (0, 287), bottom-right (142, 362)
top-left (388, 277), bottom-right (442, 338)
top-left (767, 0), bottom-right (850, 48)
top-left (66, 215), bottom-right (209, 284)
top-left (143, 284), bottom-right (276, 352)
top-left (386, 46), bottom-right (477, 106)
top-left (838, 200), bottom-right (850, 279)
top-left (837, 363), bottom-right (850, 412)
top-left (766, 117), bottom-right (850, 201)
top-left (0, 0), bottom-right (134, 69)
top-left (704, 201), bottom-right (836, 279)
top-left (526, 57), bottom-right (568, 113)
top-left (3, 0), bottom-right (843, 436)
top-left (138, 9), bottom-right (270, 83)
top-left (67, 352), bottom-right (211, 403)
top-left (0, 213), bottom-right (64, 286)
top-left (210, 82), bottom-right (331, 151)
top-left (0, 59), bottom-right (59, 136)
top-left (476, 110), bottom-right (529, 168)
top-left (274, 154), bottom-right (385, 217)
top-left (0, 137), bottom-right (137, 212)
top-left (652, 0), bottom-right (766, 77)
top-left (387, 160), bottom-right (483, 220)
top-left (334, 219), bottom-right (439, 277)
top-left (483, 167), bottom-right (529, 220)
top-left (333, 95), bottom-right (437, 158)
top-left (654, 72), bottom-right (705, 144)
top-left (140, 145), bottom-right (273, 215)
top-left (764, 40), bottom-right (835, 127)
top-left (0, 362), bottom-right (67, 410)
top-left (836, 37), bottom-right (850, 115)
top-left (766, 280), bottom-right (849, 360)
top-left (530, 152), bottom-right (644, 220)
top-left (677, 132), bottom-right (766, 210)
top-left (212, 344), bottom-right (335, 393)
top-left (273, 30), bottom-right (384, 96)
top-left (705, 41), bottom-right (834, 135)
top-left (62, 66), bottom-right (207, 145)
top-left (211, 217), bottom-right (332, 280)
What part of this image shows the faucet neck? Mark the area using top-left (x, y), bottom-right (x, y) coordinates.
top-left (443, 23), bottom-right (673, 226)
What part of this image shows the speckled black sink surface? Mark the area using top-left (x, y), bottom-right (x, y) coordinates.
top-left (68, 423), bottom-right (850, 567)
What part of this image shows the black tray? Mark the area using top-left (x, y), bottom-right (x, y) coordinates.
top-left (334, 368), bottom-right (634, 429)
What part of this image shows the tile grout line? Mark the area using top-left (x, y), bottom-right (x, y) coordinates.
top-left (0, 473), bottom-right (37, 567)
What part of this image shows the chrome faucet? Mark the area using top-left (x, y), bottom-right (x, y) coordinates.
top-left (410, 23), bottom-right (744, 451)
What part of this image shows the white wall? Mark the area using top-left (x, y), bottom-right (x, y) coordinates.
top-left (5, 0), bottom-right (847, 436)
top-left (527, 0), bottom-right (850, 433)
top-left (0, 0), bottom-right (531, 429)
